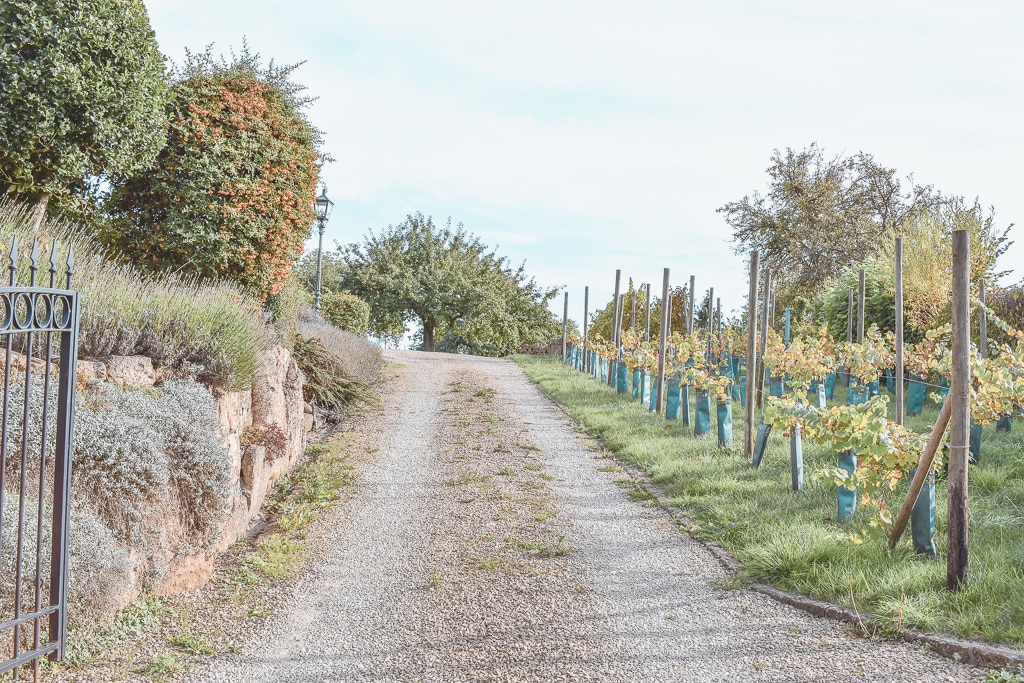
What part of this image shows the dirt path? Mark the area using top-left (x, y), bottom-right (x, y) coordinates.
top-left (188, 351), bottom-right (982, 682)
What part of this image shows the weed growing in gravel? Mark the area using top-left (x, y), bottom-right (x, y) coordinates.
top-left (248, 603), bottom-right (271, 618)
top-left (504, 536), bottom-right (569, 558)
top-left (523, 463), bottom-right (544, 471)
top-left (269, 441), bottom-right (354, 534)
top-left (468, 557), bottom-right (507, 571)
top-left (305, 443), bottom-right (331, 457)
top-left (710, 575), bottom-right (754, 591)
top-left (57, 596), bottom-right (168, 667)
top-left (276, 504), bottom-right (318, 532)
top-left (447, 472), bottom-right (491, 487)
top-left (532, 508), bottom-right (558, 522)
top-left (982, 666), bottom-right (1024, 683)
top-left (247, 535), bottom-right (304, 579)
top-left (134, 653), bottom-right (185, 680)
top-left (429, 569), bottom-right (444, 587)
top-left (498, 467), bottom-right (517, 477)
top-left (168, 632), bottom-right (216, 655)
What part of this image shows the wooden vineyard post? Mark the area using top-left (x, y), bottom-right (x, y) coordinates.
top-left (561, 292), bottom-right (569, 362)
top-left (846, 287), bottom-right (854, 343)
top-left (644, 283), bottom-right (651, 341)
top-left (656, 268), bottom-right (670, 413)
top-left (857, 269), bottom-right (866, 344)
top-left (610, 270), bottom-right (622, 387)
top-left (948, 229), bottom-right (971, 591)
top-left (888, 398), bottom-right (951, 549)
top-left (745, 252), bottom-right (759, 460)
top-left (583, 286), bottom-right (590, 375)
top-left (706, 287), bottom-right (715, 358)
top-left (688, 275), bottom-right (696, 334)
top-left (980, 278), bottom-right (988, 358)
top-left (715, 297), bottom-right (721, 340)
top-left (682, 276), bottom-right (694, 428)
top-left (895, 238), bottom-right (905, 425)
top-left (756, 268), bottom-right (771, 412)
top-left (616, 294), bottom-right (625, 341)
top-left (629, 286), bottom-right (636, 330)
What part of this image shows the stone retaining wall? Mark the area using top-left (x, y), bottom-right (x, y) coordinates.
top-left (77, 346), bottom-right (311, 596)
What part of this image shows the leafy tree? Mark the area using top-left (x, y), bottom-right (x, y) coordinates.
top-left (341, 213), bottom-right (559, 354)
top-left (816, 261), bottom-right (897, 341)
top-left (104, 46), bottom-right (324, 300)
top-left (815, 199), bottom-right (1012, 340)
top-left (719, 143), bottom-right (938, 307)
top-left (0, 0), bottom-right (169, 226)
top-left (989, 285), bottom-right (1024, 345)
top-left (293, 247), bottom-right (347, 297)
top-left (589, 283), bottom-right (689, 341)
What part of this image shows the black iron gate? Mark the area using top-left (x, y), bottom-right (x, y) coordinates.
top-left (0, 237), bottom-right (79, 680)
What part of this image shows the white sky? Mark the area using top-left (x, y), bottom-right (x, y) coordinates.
top-left (145, 0), bottom-right (1024, 331)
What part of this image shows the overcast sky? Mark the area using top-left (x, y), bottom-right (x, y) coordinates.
top-left (146, 1), bottom-right (1024, 332)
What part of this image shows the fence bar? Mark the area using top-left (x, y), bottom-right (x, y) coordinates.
top-left (745, 252), bottom-right (759, 460)
top-left (656, 268), bottom-right (670, 413)
top-left (895, 237), bottom-right (905, 425)
top-left (948, 229), bottom-right (971, 591)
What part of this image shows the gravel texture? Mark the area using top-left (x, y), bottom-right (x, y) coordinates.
top-left (186, 351), bottom-right (985, 682)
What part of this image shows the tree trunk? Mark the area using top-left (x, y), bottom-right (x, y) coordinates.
top-left (31, 192), bottom-right (49, 232)
top-left (422, 319), bottom-right (436, 352)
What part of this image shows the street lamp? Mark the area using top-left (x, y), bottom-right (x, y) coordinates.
top-left (312, 186), bottom-right (334, 313)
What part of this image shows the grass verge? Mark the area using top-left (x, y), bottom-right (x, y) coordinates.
top-left (514, 354), bottom-right (1024, 648)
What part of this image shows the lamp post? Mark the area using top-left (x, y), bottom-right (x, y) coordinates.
top-left (312, 186), bottom-right (334, 313)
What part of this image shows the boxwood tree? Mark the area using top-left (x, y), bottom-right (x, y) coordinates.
top-left (0, 0), bottom-right (169, 226)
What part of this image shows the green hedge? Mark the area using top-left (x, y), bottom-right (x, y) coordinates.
top-left (319, 291), bottom-right (370, 335)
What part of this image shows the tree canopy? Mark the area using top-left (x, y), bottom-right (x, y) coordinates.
top-left (589, 282), bottom-right (690, 342)
top-left (815, 198), bottom-right (1012, 341)
top-left (103, 46), bottom-right (323, 300)
top-left (340, 213), bottom-right (560, 355)
top-left (0, 0), bottom-right (169, 223)
top-left (719, 144), bottom-right (938, 307)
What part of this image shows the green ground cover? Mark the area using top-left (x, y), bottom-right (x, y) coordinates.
top-left (515, 354), bottom-right (1024, 647)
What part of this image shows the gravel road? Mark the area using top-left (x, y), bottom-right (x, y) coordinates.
top-left (188, 351), bottom-right (983, 682)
